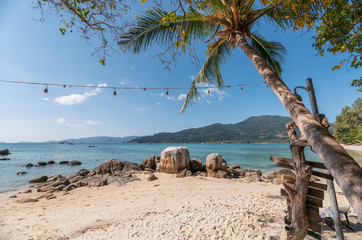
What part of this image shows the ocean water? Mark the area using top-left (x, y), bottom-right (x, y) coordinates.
top-left (0, 143), bottom-right (322, 194)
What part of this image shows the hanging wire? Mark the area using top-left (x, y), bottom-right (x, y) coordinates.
top-left (0, 79), bottom-right (265, 91)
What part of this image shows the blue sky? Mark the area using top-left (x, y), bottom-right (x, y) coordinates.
top-left (0, 1), bottom-right (360, 143)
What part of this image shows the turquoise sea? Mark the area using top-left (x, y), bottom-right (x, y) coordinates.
top-left (0, 143), bottom-right (327, 195)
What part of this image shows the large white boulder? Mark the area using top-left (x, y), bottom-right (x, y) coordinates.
top-left (160, 146), bottom-right (191, 174)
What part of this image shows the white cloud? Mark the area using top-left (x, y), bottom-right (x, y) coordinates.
top-left (189, 75), bottom-right (195, 80)
top-left (177, 94), bottom-right (187, 101)
top-left (54, 83), bottom-right (107, 105)
top-left (85, 120), bottom-right (102, 126)
top-left (42, 97), bottom-right (49, 101)
top-left (136, 107), bottom-right (145, 111)
top-left (156, 102), bottom-right (161, 105)
top-left (56, 118), bottom-right (65, 124)
top-left (130, 66), bottom-right (135, 71)
top-left (197, 83), bottom-right (228, 103)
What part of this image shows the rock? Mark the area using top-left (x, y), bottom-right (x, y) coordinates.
top-left (141, 156), bottom-right (157, 170)
top-left (51, 178), bottom-right (70, 187)
top-left (233, 168), bottom-right (246, 178)
top-left (206, 153), bottom-right (227, 177)
top-left (88, 178), bottom-right (107, 187)
top-left (0, 158), bottom-right (10, 161)
top-left (147, 174), bottom-right (158, 181)
top-left (272, 169), bottom-right (295, 179)
top-left (121, 161), bottom-right (142, 176)
top-left (25, 163), bottom-right (34, 168)
top-left (68, 160), bottom-right (82, 166)
top-left (74, 180), bottom-right (88, 188)
top-left (273, 178), bottom-right (283, 185)
top-left (67, 175), bottom-right (84, 183)
top-left (176, 169), bottom-right (187, 178)
top-left (229, 164), bottom-right (240, 169)
top-left (22, 189), bottom-right (32, 194)
top-left (47, 160), bottom-right (55, 164)
top-left (53, 185), bottom-right (66, 191)
top-left (0, 149), bottom-right (10, 155)
top-left (246, 172), bottom-right (262, 182)
top-left (59, 161), bottom-right (69, 165)
top-left (196, 172), bottom-right (207, 177)
top-left (64, 184), bottom-right (77, 192)
top-left (38, 192), bottom-right (54, 200)
top-left (160, 146), bottom-right (191, 174)
top-left (191, 158), bottom-right (203, 172)
top-left (9, 195), bottom-right (17, 198)
top-left (17, 198), bottom-right (38, 203)
top-left (47, 175), bottom-right (64, 182)
top-left (95, 158), bottom-right (124, 175)
top-left (37, 185), bottom-right (55, 193)
top-left (29, 175), bottom-right (48, 183)
top-left (215, 170), bottom-right (229, 178)
top-left (38, 161), bottom-right (47, 166)
top-left (76, 169), bottom-right (90, 176)
top-left (155, 156), bottom-right (161, 171)
top-left (17, 172), bottom-right (27, 176)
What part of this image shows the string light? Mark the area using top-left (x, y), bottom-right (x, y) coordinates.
top-left (0, 79), bottom-right (265, 91)
top-left (43, 85), bottom-right (48, 94)
top-left (240, 87), bottom-right (243, 92)
top-left (207, 89), bottom-right (210, 94)
top-left (113, 89), bottom-right (117, 96)
top-left (166, 89), bottom-right (169, 95)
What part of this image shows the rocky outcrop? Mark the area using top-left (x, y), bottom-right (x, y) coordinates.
top-left (0, 149), bottom-right (10, 155)
top-left (59, 161), bottom-right (69, 165)
top-left (190, 158), bottom-right (203, 172)
top-left (0, 158), bottom-right (10, 161)
top-left (93, 158), bottom-right (124, 175)
top-left (121, 162), bottom-right (142, 176)
top-left (140, 156), bottom-right (157, 170)
top-left (47, 160), bottom-right (55, 164)
top-left (68, 160), bottom-right (82, 166)
top-left (205, 153), bottom-right (227, 177)
top-left (176, 169), bottom-right (192, 178)
top-left (29, 175), bottom-right (48, 183)
top-left (160, 147), bottom-right (191, 174)
top-left (38, 161), bottom-right (47, 166)
top-left (26, 163), bottom-right (34, 168)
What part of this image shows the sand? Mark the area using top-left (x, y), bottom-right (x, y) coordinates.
top-left (342, 144), bottom-right (362, 154)
top-left (0, 172), bottom-right (361, 240)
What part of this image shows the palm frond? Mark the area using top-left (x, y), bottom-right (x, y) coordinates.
top-left (118, 8), bottom-right (214, 54)
top-left (249, 32), bottom-right (287, 76)
top-left (181, 38), bottom-right (230, 113)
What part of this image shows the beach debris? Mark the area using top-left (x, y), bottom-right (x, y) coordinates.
top-left (29, 175), bottom-right (48, 183)
top-left (25, 163), bottom-right (34, 168)
top-left (0, 149), bottom-right (10, 155)
top-left (16, 198), bottom-right (38, 203)
top-left (17, 172), bottom-right (27, 176)
top-left (47, 160), bottom-right (55, 164)
top-left (147, 174), bottom-right (158, 181)
top-left (0, 158), bottom-right (10, 161)
top-left (68, 160), bottom-right (82, 166)
top-left (160, 146), bottom-right (191, 174)
top-left (59, 161), bottom-right (69, 164)
top-left (38, 161), bottom-right (47, 166)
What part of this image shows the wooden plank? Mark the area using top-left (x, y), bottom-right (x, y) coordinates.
top-left (282, 188), bottom-right (323, 207)
top-left (309, 221), bottom-right (322, 233)
top-left (308, 209), bottom-right (322, 222)
top-left (270, 156), bottom-right (293, 164)
top-left (283, 175), bottom-right (327, 191)
top-left (312, 170), bottom-right (333, 180)
top-left (307, 230), bottom-right (321, 240)
top-left (277, 162), bottom-right (294, 170)
top-left (305, 161), bottom-right (327, 170)
top-left (308, 187), bottom-right (324, 200)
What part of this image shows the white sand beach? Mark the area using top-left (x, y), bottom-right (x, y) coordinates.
top-left (0, 172), bottom-right (361, 240)
top-left (342, 144), bottom-right (362, 154)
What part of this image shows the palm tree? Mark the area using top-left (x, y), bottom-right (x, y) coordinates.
top-left (118, 0), bottom-right (362, 223)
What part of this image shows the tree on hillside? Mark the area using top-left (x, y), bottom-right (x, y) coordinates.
top-left (34, 0), bottom-right (362, 224)
top-left (334, 98), bottom-right (362, 144)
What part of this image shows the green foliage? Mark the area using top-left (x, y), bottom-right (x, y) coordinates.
top-left (333, 98), bottom-right (362, 144)
top-left (130, 115), bottom-right (292, 143)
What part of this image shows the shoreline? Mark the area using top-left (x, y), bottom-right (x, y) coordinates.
top-left (1, 173), bottom-right (361, 239)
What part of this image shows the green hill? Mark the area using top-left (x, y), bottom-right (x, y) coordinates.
top-left (130, 115), bottom-right (292, 143)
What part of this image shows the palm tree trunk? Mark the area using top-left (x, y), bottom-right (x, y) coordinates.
top-left (236, 33), bottom-right (362, 222)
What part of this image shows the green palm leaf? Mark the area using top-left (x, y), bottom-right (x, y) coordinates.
top-left (181, 38), bottom-right (231, 113)
top-left (118, 8), bottom-right (214, 54)
top-left (249, 32), bottom-right (287, 76)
